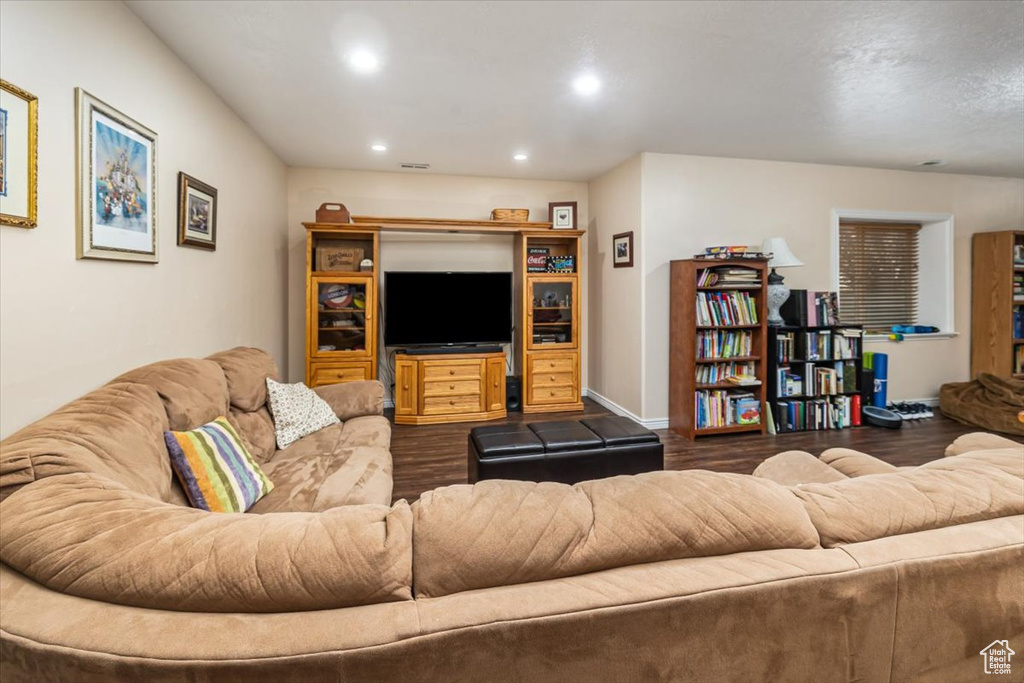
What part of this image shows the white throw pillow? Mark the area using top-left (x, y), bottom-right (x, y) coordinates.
top-left (265, 378), bottom-right (340, 449)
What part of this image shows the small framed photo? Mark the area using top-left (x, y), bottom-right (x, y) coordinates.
top-left (177, 172), bottom-right (217, 250)
top-left (76, 88), bottom-right (158, 262)
top-left (613, 231), bottom-right (634, 268)
top-left (548, 201), bottom-right (577, 230)
top-left (0, 79), bottom-right (39, 228)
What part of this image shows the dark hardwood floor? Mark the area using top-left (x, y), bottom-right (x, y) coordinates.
top-left (388, 398), bottom-right (1022, 503)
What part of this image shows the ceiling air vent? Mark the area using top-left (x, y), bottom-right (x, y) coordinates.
top-left (399, 163), bottom-right (431, 170)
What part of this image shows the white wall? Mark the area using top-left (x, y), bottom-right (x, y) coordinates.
top-left (640, 152), bottom-right (1024, 421)
top-left (0, 0), bottom-right (288, 437)
top-left (286, 168), bottom-right (588, 395)
top-left (586, 155), bottom-right (643, 416)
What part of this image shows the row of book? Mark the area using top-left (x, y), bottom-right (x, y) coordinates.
top-left (697, 330), bottom-right (753, 359)
top-left (695, 390), bottom-right (761, 429)
top-left (1015, 308), bottom-right (1024, 339)
top-left (775, 328), bottom-right (861, 363)
top-left (694, 246), bottom-right (770, 261)
top-left (1014, 274), bottom-right (1023, 302)
top-left (696, 291), bottom-right (758, 326)
top-left (777, 360), bottom-right (858, 397)
top-left (696, 361), bottom-right (757, 385)
top-left (1016, 344), bottom-right (1024, 376)
top-left (780, 290), bottom-right (840, 327)
top-left (774, 395), bottom-right (862, 432)
top-left (697, 266), bottom-right (761, 288)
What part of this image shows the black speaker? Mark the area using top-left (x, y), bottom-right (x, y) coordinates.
top-left (506, 376), bottom-right (522, 412)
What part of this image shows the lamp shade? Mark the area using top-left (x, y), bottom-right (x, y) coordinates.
top-left (761, 238), bottom-right (803, 268)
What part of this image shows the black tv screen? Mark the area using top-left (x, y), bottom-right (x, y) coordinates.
top-left (385, 271), bottom-right (513, 346)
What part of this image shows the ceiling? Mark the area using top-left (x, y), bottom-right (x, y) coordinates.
top-left (126, 0), bottom-right (1024, 181)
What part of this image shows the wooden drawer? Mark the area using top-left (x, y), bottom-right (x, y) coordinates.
top-left (423, 393), bottom-right (483, 415)
top-left (309, 362), bottom-right (370, 387)
top-left (530, 355), bottom-right (575, 374)
top-left (423, 362), bottom-right (483, 381)
top-left (530, 384), bottom-right (577, 405)
top-left (531, 371), bottom-right (574, 387)
top-left (423, 379), bottom-right (481, 397)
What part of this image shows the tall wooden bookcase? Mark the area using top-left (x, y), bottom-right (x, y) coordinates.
top-left (515, 231), bottom-right (584, 413)
top-left (971, 230), bottom-right (1024, 379)
top-left (669, 259), bottom-right (768, 440)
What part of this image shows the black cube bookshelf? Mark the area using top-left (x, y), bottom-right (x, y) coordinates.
top-left (766, 325), bottom-right (865, 433)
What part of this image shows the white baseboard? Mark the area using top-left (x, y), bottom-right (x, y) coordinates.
top-left (584, 389), bottom-right (668, 430)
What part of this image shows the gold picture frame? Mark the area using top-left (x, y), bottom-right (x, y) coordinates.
top-left (75, 88), bottom-right (158, 263)
top-left (0, 79), bottom-right (39, 228)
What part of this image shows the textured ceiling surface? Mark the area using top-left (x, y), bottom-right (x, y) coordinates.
top-left (127, 0), bottom-right (1024, 180)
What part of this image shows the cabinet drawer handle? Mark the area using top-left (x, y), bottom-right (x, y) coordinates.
top-left (449, 369), bottom-right (455, 375)
top-left (449, 400), bottom-right (455, 406)
top-left (550, 375), bottom-right (555, 381)
top-left (549, 390), bottom-right (555, 396)
top-left (449, 384), bottom-right (455, 390)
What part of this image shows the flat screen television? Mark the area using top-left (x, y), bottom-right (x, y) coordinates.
top-left (384, 271), bottom-right (513, 347)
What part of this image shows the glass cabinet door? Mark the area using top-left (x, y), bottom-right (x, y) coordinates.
top-left (528, 279), bottom-right (576, 349)
top-left (312, 278), bottom-right (372, 357)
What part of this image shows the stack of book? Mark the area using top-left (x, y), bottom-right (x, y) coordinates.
top-left (694, 246), bottom-right (770, 261)
top-left (697, 267), bottom-right (761, 287)
top-left (696, 330), bottom-right (753, 358)
top-left (696, 291), bottom-right (758, 326)
top-left (696, 361), bottom-right (758, 385)
top-left (1014, 274), bottom-right (1023, 303)
top-left (695, 390), bottom-right (761, 428)
top-left (776, 367), bottom-right (803, 397)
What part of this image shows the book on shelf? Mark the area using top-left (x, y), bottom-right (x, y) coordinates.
top-left (697, 266), bottom-right (761, 288)
top-left (695, 361), bottom-right (756, 385)
top-left (780, 290), bottom-right (840, 327)
top-left (775, 395), bottom-right (860, 432)
top-left (695, 291), bottom-right (758, 326)
top-left (694, 389), bottom-right (761, 429)
top-left (725, 374), bottom-right (761, 386)
top-left (697, 329), bottom-right (753, 359)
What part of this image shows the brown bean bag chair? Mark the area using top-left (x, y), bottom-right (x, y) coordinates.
top-left (939, 373), bottom-right (1024, 436)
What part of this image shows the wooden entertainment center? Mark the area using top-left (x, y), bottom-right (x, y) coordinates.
top-left (303, 216), bottom-right (584, 424)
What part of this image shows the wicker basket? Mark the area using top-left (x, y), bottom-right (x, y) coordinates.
top-left (491, 208), bottom-right (529, 222)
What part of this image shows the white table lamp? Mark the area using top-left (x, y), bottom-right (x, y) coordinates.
top-left (761, 238), bottom-right (804, 326)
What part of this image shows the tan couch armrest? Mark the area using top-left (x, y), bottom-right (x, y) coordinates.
top-left (0, 473), bottom-right (412, 612)
top-left (945, 432), bottom-right (1023, 457)
top-left (753, 451), bottom-right (849, 486)
top-left (314, 380), bottom-right (385, 420)
top-left (819, 448), bottom-right (902, 477)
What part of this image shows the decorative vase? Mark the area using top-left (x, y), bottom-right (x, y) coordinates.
top-left (766, 269), bottom-right (789, 326)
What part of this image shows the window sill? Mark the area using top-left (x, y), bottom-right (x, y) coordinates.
top-left (864, 332), bottom-right (959, 343)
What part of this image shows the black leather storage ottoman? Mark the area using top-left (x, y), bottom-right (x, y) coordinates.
top-left (468, 416), bottom-right (664, 485)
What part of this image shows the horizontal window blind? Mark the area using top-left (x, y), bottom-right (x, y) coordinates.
top-left (838, 222), bottom-right (920, 331)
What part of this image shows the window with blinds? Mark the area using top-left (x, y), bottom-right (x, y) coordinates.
top-left (838, 222), bottom-right (921, 331)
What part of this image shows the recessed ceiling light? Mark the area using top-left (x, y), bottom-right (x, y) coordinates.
top-left (572, 73), bottom-right (601, 96)
top-left (917, 159), bottom-right (947, 167)
top-left (347, 49), bottom-right (380, 74)
top-left (513, 153), bottom-right (528, 161)
top-left (371, 143), bottom-right (388, 152)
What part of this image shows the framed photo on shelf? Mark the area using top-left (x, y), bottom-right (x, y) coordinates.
top-left (548, 201), bottom-right (577, 230)
top-left (76, 88), bottom-right (158, 263)
top-left (0, 79), bottom-right (39, 228)
top-left (613, 231), bottom-right (634, 268)
top-left (177, 172), bottom-right (217, 250)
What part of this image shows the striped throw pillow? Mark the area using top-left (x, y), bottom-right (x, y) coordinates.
top-left (164, 417), bottom-right (274, 512)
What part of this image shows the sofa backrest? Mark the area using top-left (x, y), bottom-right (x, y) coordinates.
top-left (411, 470), bottom-right (820, 598)
top-left (792, 448), bottom-right (1024, 547)
top-left (205, 347), bottom-right (279, 462)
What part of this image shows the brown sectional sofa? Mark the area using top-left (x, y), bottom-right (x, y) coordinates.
top-left (0, 348), bottom-right (1022, 682)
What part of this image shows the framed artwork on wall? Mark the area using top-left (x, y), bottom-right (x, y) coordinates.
top-left (613, 231), bottom-right (634, 268)
top-left (0, 79), bottom-right (39, 228)
top-left (76, 88), bottom-right (158, 263)
top-left (548, 201), bottom-right (578, 230)
top-left (177, 172), bottom-right (217, 250)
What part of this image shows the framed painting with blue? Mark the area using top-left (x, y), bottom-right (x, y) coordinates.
top-left (0, 79), bottom-right (39, 228)
top-left (76, 88), bottom-right (158, 262)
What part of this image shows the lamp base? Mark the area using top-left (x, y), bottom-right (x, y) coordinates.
top-left (766, 269), bottom-right (789, 326)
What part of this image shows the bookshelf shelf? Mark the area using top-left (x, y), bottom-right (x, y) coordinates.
top-left (971, 230), bottom-right (1024, 378)
top-left (669, 258), bottom-right (768, 440)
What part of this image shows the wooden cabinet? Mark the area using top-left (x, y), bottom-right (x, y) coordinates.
top-left (393, 352), bottom-right (507, 425)
top-left (971, 230), bottom-right (1024, 379)
top-left (305, 228), bottom-right (379, 388)
top-left (516, 232), bottom-right (584, 413)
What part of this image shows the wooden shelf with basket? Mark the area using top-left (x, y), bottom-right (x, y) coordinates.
top-left (669, 258), bottom-right (768, 440)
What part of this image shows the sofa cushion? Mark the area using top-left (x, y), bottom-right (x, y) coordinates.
top-left (206, 347), bottom-right (278, 412)
top-left (248, 421), bottom-right (394, 512)
top-left (266, 378), bottom-right (340, 449)
top-left (228, 406), bottom-right (277, 463)
top-left (819, 448), bottom-right (903, 477)
top-left (0, 473), bottom-right (413, 613)
top-left (165, 417), bottom-right (274, 512)
top-left (792, 451), bottom-right (1024, 547)
top-left (752, 450), bottom-right (849, 486)
top-left (412, 470), bottom-right (819, 598)
top-left (113, 358), bottom-right (230, 432)
top-left (0, 382), bottom-right (178, 504)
